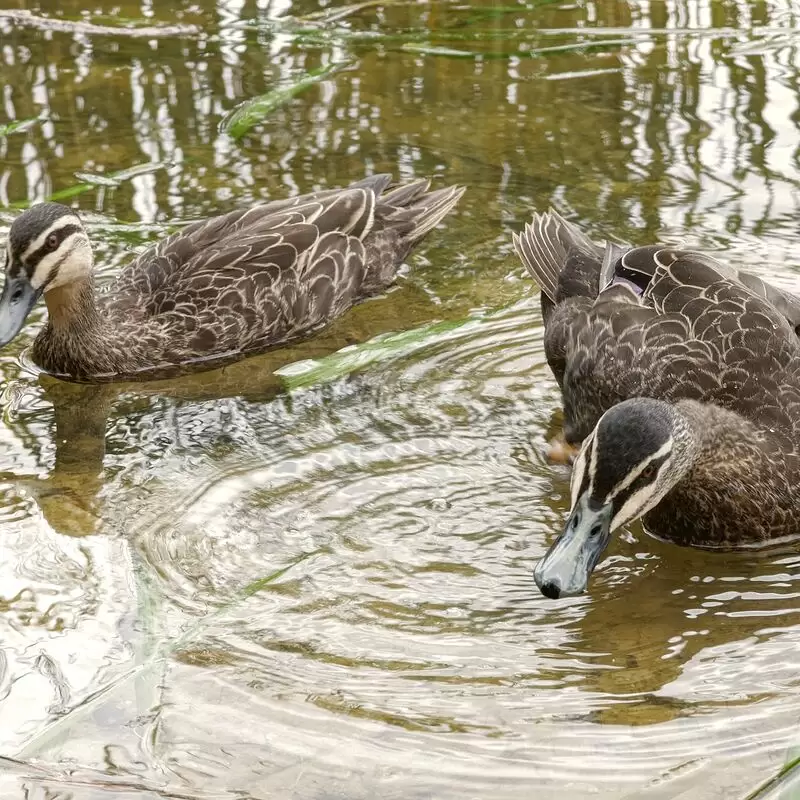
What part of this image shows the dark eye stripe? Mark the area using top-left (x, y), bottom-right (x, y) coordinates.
top-left (25, 223), bottom-right (81, 275)
top-left (611, 451), bottom-right (670, 518)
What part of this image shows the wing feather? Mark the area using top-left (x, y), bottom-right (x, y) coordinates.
top-left (101, 175), bottom-right (462, 360)
top-left (519, 225), bottom-right (800, 444)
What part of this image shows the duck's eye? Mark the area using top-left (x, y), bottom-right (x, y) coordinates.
top-left (641, 464), bottom-right (657, 480)
top-left (46, 233), bottom-right (59, 249)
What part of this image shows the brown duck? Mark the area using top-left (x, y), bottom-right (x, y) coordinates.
top-left (514, 210), bottom-right (800, 599)
top-left (0, 174), bottom-right (464, 382)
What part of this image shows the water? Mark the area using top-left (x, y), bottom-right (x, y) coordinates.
top-left (2, 0), bottom-right (800, 797)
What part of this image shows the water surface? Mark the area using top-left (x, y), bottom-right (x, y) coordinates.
top-left (2, 1), bottom-right (800, 798)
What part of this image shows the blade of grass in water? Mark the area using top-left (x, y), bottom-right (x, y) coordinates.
top-left (10, 161), bottom-right (167, 209)
top-left (746, 750), bottom-right (800, 800)
top-left (462, 1), bottom-right (565, 23)
top-left (290, 28), bottom-right (540, 48)
top-left (15, 547), bottom-right (323, 760)
top-left (219, 59), bottom-right (354, 139)
top-left (275, 315), bottom-right (489, 390)
top-left (0, 117), bottom-right (41, 136)
top-left (401, 44), bottom-right (481, 59)
top-left (401, 38), bottom-right (637, 60)
top-left (0, 9), bottom-right (199, 38)
top-left (296, 0), bottom-right (397, 23)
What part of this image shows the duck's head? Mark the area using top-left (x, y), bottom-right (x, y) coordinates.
top-left (535, 398), bottom-right (693, 599)
top-left (0, 203), bottom-right (92, 346)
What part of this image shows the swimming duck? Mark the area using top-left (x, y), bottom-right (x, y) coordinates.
top-left (0, 174), bottom-right (464, 382)
top-left (513, 211), bottom-right (800, 599)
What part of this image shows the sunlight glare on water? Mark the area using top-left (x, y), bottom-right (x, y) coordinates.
top-left (2, 0), bottom-right (800, 798)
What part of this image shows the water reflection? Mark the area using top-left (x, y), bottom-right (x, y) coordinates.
top-left (2, 0), bottom-right (800, 798)
top-left (1, 0), bottom-right (797, 237)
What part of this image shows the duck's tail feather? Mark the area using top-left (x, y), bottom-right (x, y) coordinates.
top-left (513, 210), bottom-right (603, 303)
top-left (381, 181), bottom-right (466, 245)
top-left (381, 177), bottom-right (432, 209)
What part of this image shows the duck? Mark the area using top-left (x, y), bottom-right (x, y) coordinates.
top-left (513, 210), bottom-right (800, 599)
top-left (0, 174), bottom-right (464, 382)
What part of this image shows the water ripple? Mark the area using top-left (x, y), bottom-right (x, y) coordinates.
top-left (105, 304), bottom-right (800, 797)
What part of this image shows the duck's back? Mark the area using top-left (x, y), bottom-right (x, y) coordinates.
top-left (101, 175), bottom-right (463, 364)
top-left (514, 211), bottom-right (800, 447)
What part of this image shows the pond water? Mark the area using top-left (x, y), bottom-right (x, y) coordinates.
top-left (2, 1), bottom-right (800, 798)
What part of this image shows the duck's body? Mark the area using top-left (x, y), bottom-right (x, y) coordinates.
top-left (1, 174), bottom-right (464, 382)
top-left (513, 211), bottom-right (800, 597)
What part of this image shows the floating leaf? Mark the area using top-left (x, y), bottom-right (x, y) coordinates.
top-left (219, 60), bottom-right (355, 139)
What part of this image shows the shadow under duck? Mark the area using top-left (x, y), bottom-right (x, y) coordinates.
top-left (513, 211), bottom-right (800, 599)
top-left (0, 174), bottom-right (464, 382)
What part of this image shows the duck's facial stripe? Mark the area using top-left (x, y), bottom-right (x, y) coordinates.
top-left (25, 224), bottom-right (83, 289)
top-left (587, 427), bottom-right (601, 497)
top-left (19, 218), bottom-right (81, 265)
top-left (608, 450), bottom-right (672, 529)
top-left (603, 438), bottom-right (673, 504)
top-left (570, 433), bottom-right (594, 508)
top-left (25, 223), bottom-right (82, 271)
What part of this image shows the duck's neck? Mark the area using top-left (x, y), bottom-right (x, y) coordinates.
top-left (647, 399), bottom-right (796, 546)
top-left (34, 279), bottom-right (110, 377)
top-left (675, 399), bottom-right (749, 459)
top-left (43, 279), bottom-right (102, 333)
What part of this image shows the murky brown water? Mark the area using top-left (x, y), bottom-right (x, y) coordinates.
top-left (2, 1), bottom-right (800, 798)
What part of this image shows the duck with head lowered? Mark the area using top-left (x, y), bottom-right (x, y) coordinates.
top-left (514, 211), bottom-right (800, 599)
top-left (0, 174), bottom-right (464, 382)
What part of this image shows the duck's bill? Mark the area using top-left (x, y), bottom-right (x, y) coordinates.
top-left (0, 275), bottom-right (41, 347)
top-left (534, 494), bottom-right (612, 599)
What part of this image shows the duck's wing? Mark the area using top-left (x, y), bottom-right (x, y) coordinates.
top-left (360, 178), bottom-right (467, 291)
top-left (111, 175), bottom-right (391, 303)
top-left (107, 176), bottom-right (463, 354)
top-left (516, 210), bottom-right (800, 330)
top-left (606, 244), bottom-right (800, 334)
top-left (560, 247), bottom-right (800, 443)
top-left (647, 249), bottom-right (800, 440)
top-left (735, 270), bottom-right (800, 335)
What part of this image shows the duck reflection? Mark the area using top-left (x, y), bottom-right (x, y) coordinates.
top-left (1, 282), bottom-right (439, 537)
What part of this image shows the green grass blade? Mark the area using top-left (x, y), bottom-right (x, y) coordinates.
top-left (401, 43), bottom-right (482, 59)
top-left (219, 59), bottom-right (355, 139)
top-left (9, 161), bottom-right (167, 208)
top-left (401, 38), bottom-right (637, 60)
top-left (72, 172), bottom-right (125, 187)
top-left (275, 316), bottom-right (484, 390)
top-left (745, 749), bottom-right (800, 800)
top-left (296, 0), bottom-right (390, 23)
top-left (530, 38), bottom-right (639, 55)
top-left (0, 117), bottom-right (41, 136)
